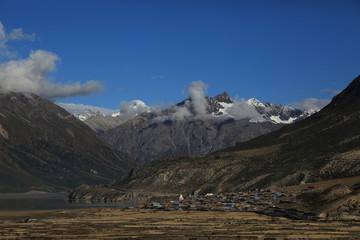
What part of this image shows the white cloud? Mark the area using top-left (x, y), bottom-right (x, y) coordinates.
top-left (0, 23), bottom-right (6, 43)
top-left (0, 50), bottom-right (104, 98)
top-left (168, 101), bottom-right (192, 121)
top-left (154, 81), bottom-right (210, 122)
top-left (8, 28), bottom-right (36, 41)
top-left (188, 81), bottom-right (208, 117)
top-left (170, 104), bottom-right (192, 121)
top-left (153, 81), bottom-right (262, 122)
top-left (0, 21), bottom-right (37, 59)
top-left (153, 103), bottom-right (192, 122)
top-left (57, 102), bottom-right (116, 115)
top-left (321, 89), bottom-right (341, 95)
top-left (290, 98), bottom-right (330, 111)
top-left (226, 99), bottom-right (262, 120)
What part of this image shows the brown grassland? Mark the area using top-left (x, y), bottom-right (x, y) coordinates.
top-left (1, 207), bottom-right (360, 239)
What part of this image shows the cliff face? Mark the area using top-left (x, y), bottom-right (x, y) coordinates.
top-left (0, 92), bottom-right (134, 193)
top-left (103, 116), bottom-right (282, 164)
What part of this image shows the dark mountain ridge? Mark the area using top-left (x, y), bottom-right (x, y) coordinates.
top-left (0, 92), bottom-right (134, 193)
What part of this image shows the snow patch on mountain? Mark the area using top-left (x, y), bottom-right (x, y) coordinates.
top-left (246, 98), bottom-right (266, 108)
top-left (245, 98), bottom-right (306, 124)
top-left (111, 112), bottom-right (121, 117)
top-left (153, 92), bottom-right (316, 124)
top-left (77, 109), bottom-right (101, 121)
top-left (209, 96), bottom-right (317, 124)
top-left (270, 115), bottom-right (297, 124)
top-left (57, 102), bottom-right (116, 115)
top-left (217, 102), bottom-right (233, 115)
top-left (59, 100), bottom-right (150, 122)
top-left (60, 93), bottom-right (322, 125)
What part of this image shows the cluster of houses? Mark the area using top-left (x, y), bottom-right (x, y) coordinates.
top-left (144, 188), bottom-right (302, 212)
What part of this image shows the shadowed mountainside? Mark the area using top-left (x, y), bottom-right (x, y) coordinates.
top-left (0, 92), bottom-right (134, 193)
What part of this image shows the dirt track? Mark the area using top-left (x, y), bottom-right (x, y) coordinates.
top-left (1, 208), bottom-right (360, 239)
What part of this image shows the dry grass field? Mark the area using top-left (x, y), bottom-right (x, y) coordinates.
top-left (1, 208), bottom-right (360, 239)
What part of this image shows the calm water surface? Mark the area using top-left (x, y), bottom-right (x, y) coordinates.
top-left (0, 193), bottom-right (136, 211)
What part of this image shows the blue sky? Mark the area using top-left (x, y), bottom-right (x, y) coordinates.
top-left (0, 0), bottom-right (359, 111)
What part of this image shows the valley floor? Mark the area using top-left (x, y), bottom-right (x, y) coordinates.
top-left (1, 207), bottom-right (360, 239)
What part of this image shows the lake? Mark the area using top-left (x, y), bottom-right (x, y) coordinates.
top-left (0, 193), bottom-right (136, 211)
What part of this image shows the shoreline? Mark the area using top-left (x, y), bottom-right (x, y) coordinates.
top-left (0, 192), bottom-right (66, 199)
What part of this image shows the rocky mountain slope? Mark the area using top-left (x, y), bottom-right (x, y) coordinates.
top-left (78, 111), bottom-right (127, 133)
top-left (0, 92), bottom-right (134, 193)
top-left (109, 75), bottom-right (360, 195)
top-left (103, 92), bottom-right (311, 163)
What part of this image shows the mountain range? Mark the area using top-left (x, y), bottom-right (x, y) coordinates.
top-left (0, 76), bottom-right (350, 195)
top-left (69, 100), bottom-right (150, 133)
top-left (107, 75), bottom-right (360, 195)
top-left (101, 92), bottom-right (313, 163)
top-left (0, 88), bottom-right (313, 193)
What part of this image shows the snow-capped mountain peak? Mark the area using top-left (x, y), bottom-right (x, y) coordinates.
top-left (61, 94), bottom-right (319, 128)
top-left (246, 98), bottom-right (308, 124)
top-left (188, 94), bottom-right (312, 124)
top-left (119, 100), bottom-right (151, 118)
top-left (129, 100), bottom-right (150, 112)
top-left (246, 98), bottom-right (266, 108)
top-left (77, 109), bottom-right (102, 121)
top-left (67, 100), bottom-right (150, 122)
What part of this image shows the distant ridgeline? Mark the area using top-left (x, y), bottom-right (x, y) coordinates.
top-left (102, 92), bottom-right (313, 164)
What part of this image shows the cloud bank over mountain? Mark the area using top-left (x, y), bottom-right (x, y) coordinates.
top-left (57, 102), bottom-right (116, 115)
top-left (119, 100), bottom-right (150, 119)
top-left (291, 98), bottom-right (331, 112)
top-left (226, 100), bottom-right (262, 120)
top-left (153, 81), bottom-right (262, 122)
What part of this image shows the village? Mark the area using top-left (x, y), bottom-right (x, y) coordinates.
top-left (143, 186), bottom-right (319, 220)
